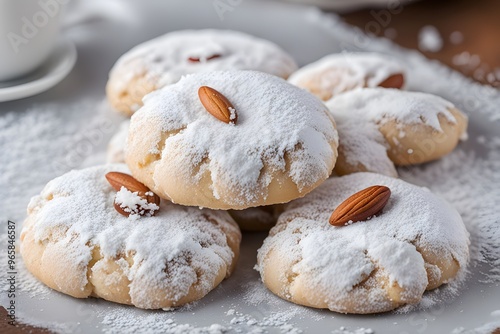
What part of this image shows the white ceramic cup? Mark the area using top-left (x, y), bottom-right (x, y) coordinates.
top-left (0, 0), bottom-right (67, 81)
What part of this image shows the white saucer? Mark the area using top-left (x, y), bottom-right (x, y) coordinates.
top-left (0, 37), bottom-right (77, 102)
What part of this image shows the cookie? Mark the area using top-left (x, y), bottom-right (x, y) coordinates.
top-left (107, 29), bottom-right (298, 116)
top-left (228, 205), bottom-right (283, 232)
top-left (20, 164), bottom-right (241, 309)
top-left (106, 121), bottom-right (281, 232)
top-left (126, 70), bottom-right (339, 210)
top-left (256, 173), bottom-right (469, 314)
top-left (107, 119), bottom-right (129, 163)
top-left (327, 88), bottom-right (468, 176)
top-left (288, 52), bottom-right (405, 101)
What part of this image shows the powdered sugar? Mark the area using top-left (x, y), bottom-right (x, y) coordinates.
top-left (326, 88), bottom-right (463, 177)
top-left (101, 310), bottom-right (228, 334)
top-left (256, 173), bottom-right (470, 313)
top-left (109, 29), bottom-right (298, 93)
top-left (288, 52), bottom-right (405, 99)
top-left (398, 146), bottom-right (500, 284)
top-left (22, 164), bottom-right (240, 308)
top-left (128, 70), bottom-right (338, 208)
top-left (0, 98), bottom-right (121, 224)
top-left (332, 327), bottom-right (374, 334)
top-left (114, 186), bottom-right (159, 219)
top-left (418, 26), bottom-right (443, 53)
top-left (107, 120), bottom-right (130, 163)
top-left (336, 120), bottom-right (397, 177)
top-left (326, 88), bottom-right (458, 132)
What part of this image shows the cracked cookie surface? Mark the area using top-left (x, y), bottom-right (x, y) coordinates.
top-left (106, 29), bottom-right (298, 116)
top-left (126, 70), bottom-right (339, 210)
top-left (20, 164), bottom-right (241, 309)
top-left (256, 172), bottom-right (469, 314)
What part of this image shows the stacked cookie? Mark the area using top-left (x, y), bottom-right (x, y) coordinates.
top-left (21, 30), bottom-right (470, 314)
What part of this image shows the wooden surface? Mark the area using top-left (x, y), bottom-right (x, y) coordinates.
top-left (2, 1), bottom-right (499, 333)
top-left (1, 307), bottom-right (50, 333)
top-left (341, 0), bottom-right (500, 87)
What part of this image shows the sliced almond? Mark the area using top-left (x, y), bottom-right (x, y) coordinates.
top-left (198, 86), bottom-right (237, 124)
top-left (329, 185), bottom-right (391, 226)
top-left (105, 172), bottom-right (160, 217)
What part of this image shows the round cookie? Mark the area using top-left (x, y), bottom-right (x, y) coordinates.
top-left (107, 29), bottom-right (298, 116)
top-left (20, 164), bottom-right (241, 309)
top-left (326, 88), bottom-right (468, 176)
top-left (288, 52), bottom-right (405, 101)
top-left (107, 119), bottom-right (130, 163)
top-left (229, 205), bottom-right (283, 232)
top-left (109, 120), bottom-right (281, 232)
top-left (256, 173), bottom-right (469, 314)
top-left (126, 70), bottom-right (339, 210)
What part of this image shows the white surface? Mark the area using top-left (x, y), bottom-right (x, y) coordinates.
top-left (0, 0), bottom-right (499, 333)
top-left (0, 37), bottom-right (76, 102)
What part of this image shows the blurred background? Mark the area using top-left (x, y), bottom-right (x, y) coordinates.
top-left (332, 0), bottom-right (500, 87)
top-left (63, 0), bottom-right (500, 88)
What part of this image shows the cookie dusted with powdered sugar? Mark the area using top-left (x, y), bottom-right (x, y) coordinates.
top-left (126, 70), bottom-right (338, 210)
top-left (106, 123), bottom-right (282, 233)
top-left (288, 52), bottom-right (405, 101)
top-left (327, 88), bottom-right (468, 177)
top-left (107, 29), bottom-right (298, 116)
top-left (20, 164), bottom-right (241, 309)
top-left (256, 173), bottom-right (469, 314)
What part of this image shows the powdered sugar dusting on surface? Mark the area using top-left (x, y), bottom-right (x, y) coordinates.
top-left (107, 119), bottom-right (130, 163)
top-left (109, 29), bottom-right (298, 92)
top-left (96, 305), bottom-right (307, 334)
top-left (0, 98), bottom-right (122, 224)
top-left (332, 327), bottom-right (374, 334)
top-left (128, 70), bottom-right (338, 207)
top-left (398, 145), bottom-right (500, 286)
top-left (288, 52), bottom-right (405, 98)
top-left (101, 310), bottom-right (228, 334)
top-left (418, 26), bottom-right (443, 53)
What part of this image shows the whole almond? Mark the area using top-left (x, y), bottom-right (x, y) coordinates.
top-left (106, 171), bottom-right (150, 193)
top-left (329, 185), bottom-right (391, 226)
top-left (378, 73), bottom-right (405, 89)
top-left (188, 54), bottom-right (221, 62)
top-left (105, 172), bottom-right (160, 217)
top-left (113, 202), bottom-right (131, 217)
top-left (198, 86), bottom-right (237, 124)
